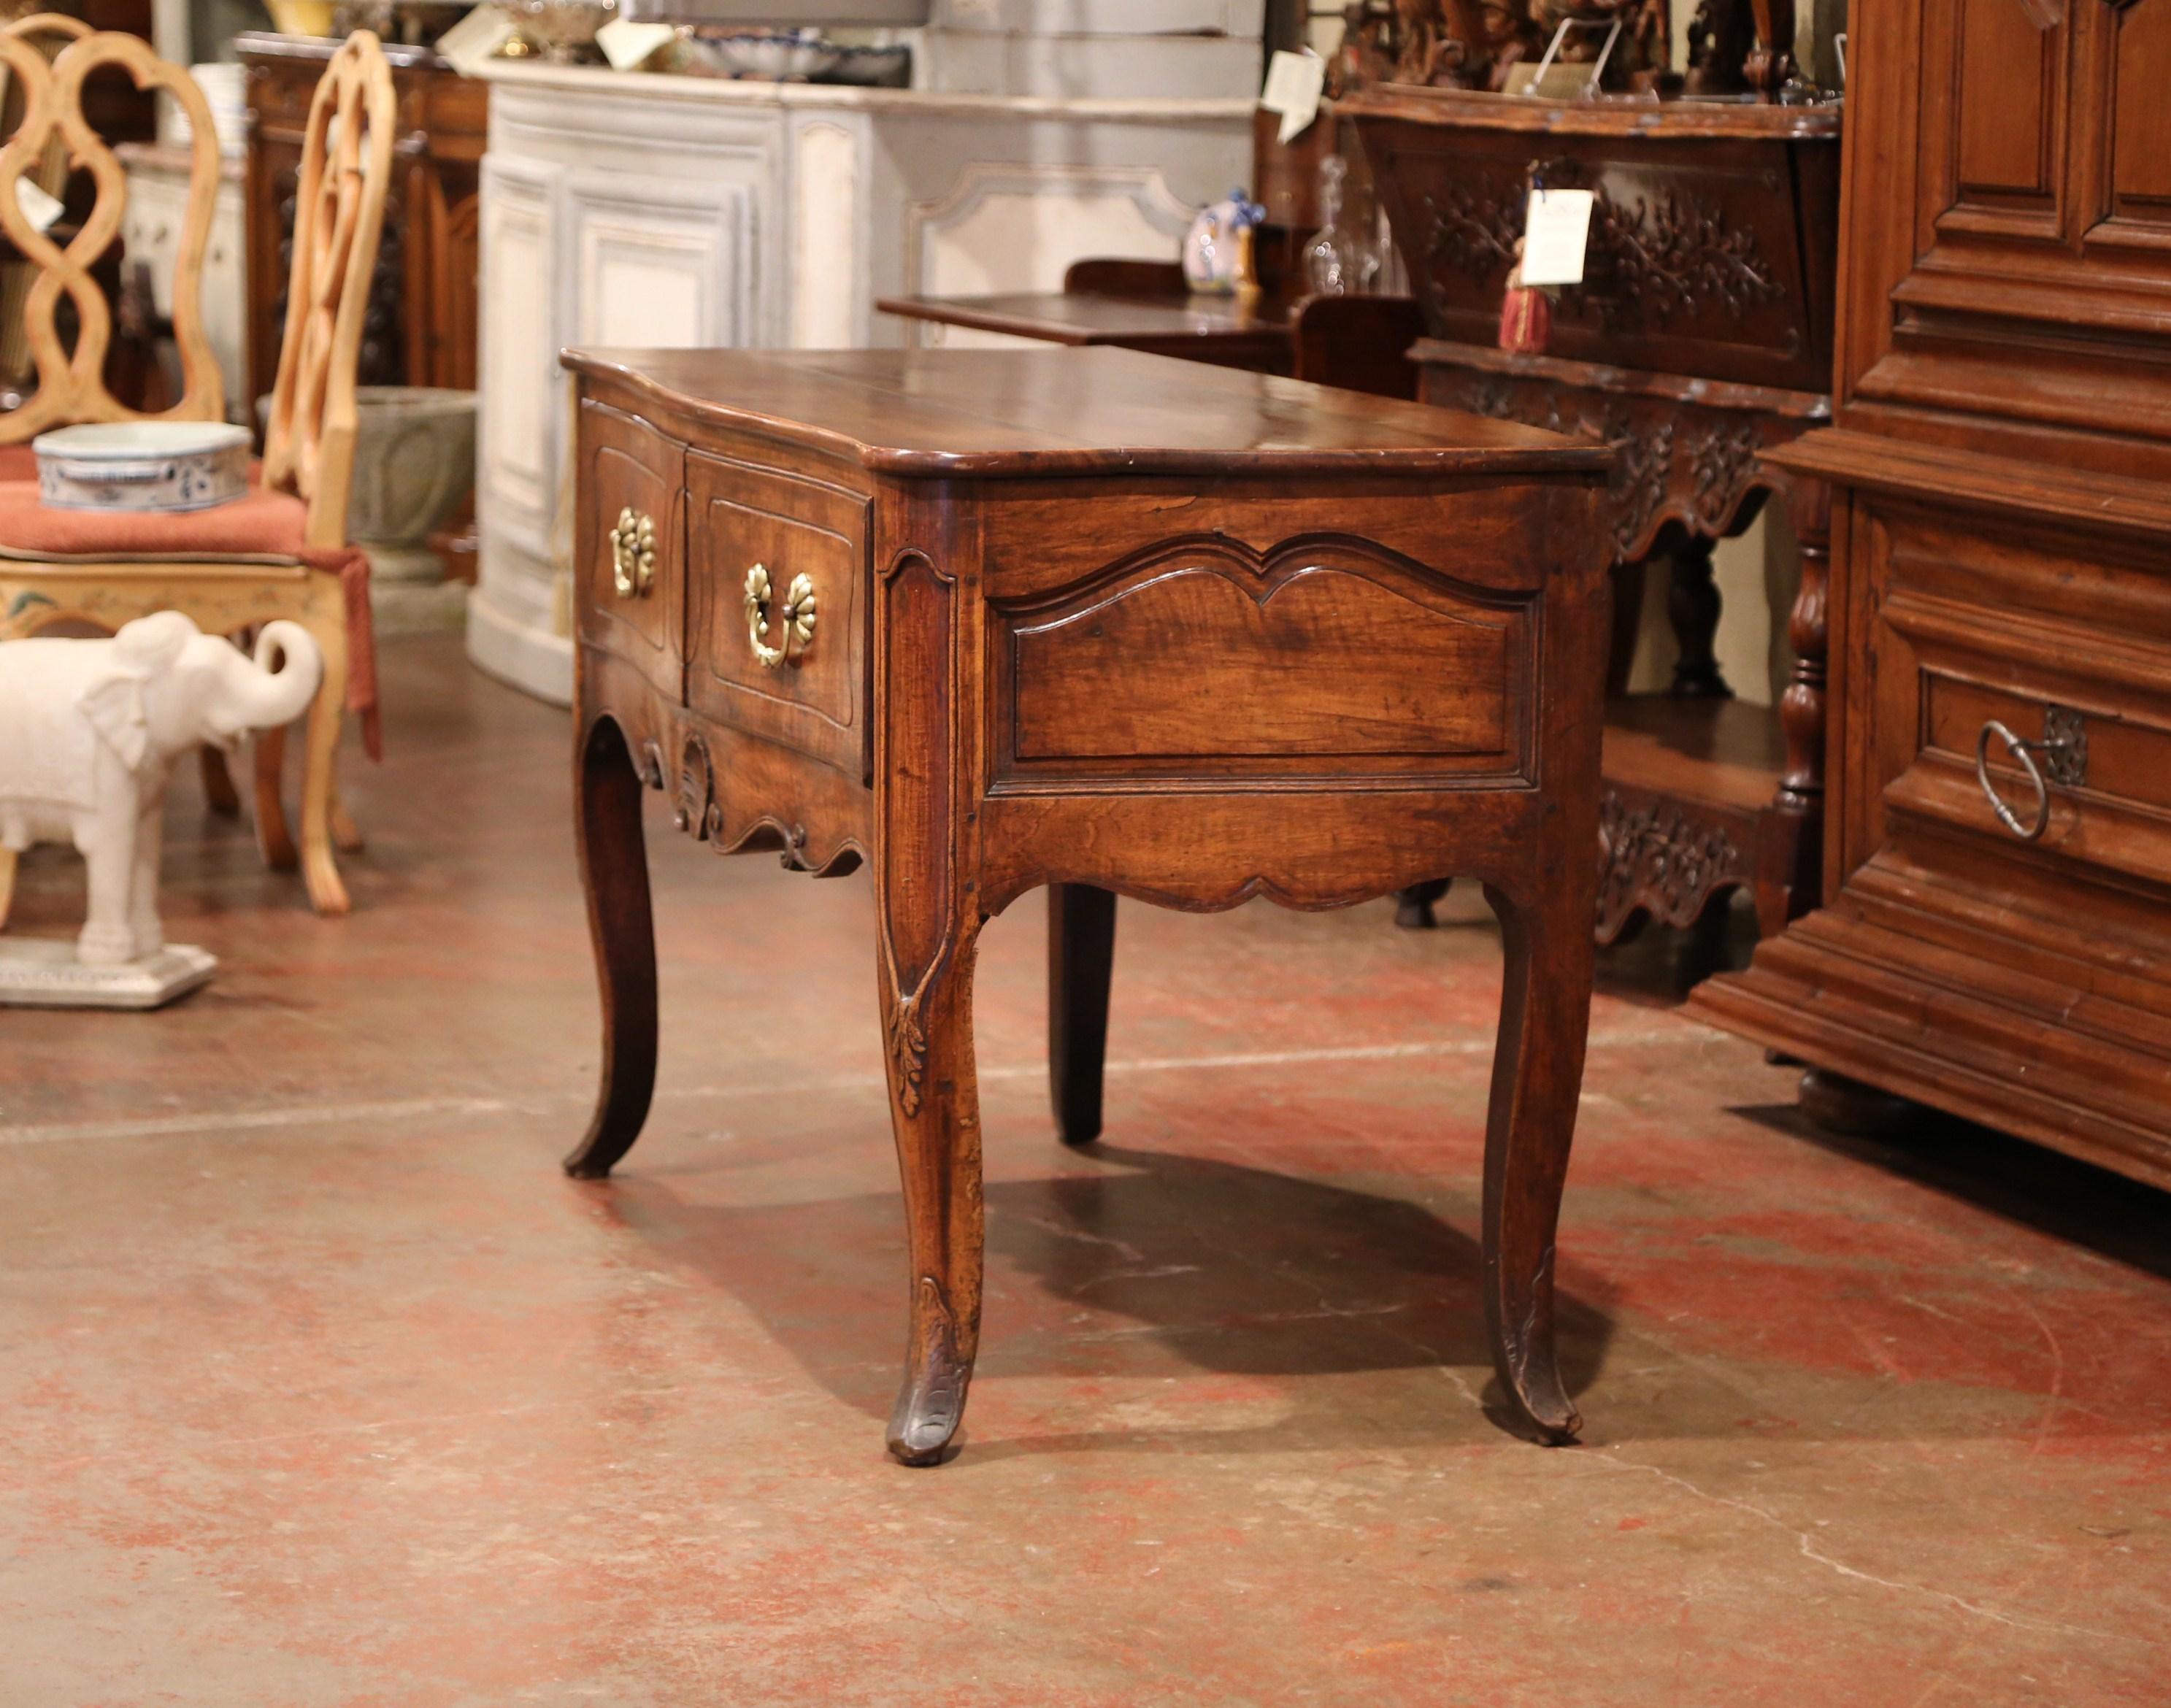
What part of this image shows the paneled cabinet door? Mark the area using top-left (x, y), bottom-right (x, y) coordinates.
top-left (1863, 0), bottom-right (2171, 444)
top-left (2079, 0), bottom-right (2171, 249)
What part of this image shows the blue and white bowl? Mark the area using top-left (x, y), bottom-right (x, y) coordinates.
top-left (33, 420), bottom-right (251, 513)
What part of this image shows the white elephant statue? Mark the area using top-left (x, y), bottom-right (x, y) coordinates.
top-left (0, 612), bottom-right (323, 965)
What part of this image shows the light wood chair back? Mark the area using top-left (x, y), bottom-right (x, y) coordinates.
top-left (0, 15), bottom-right (87, 393)
top-left (0, 23), bottom-right (225, 439)
top-left (261, 30), bottom-right (394, 551)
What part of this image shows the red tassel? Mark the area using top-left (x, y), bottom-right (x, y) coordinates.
top-left (1498, 280), bottom-right (1551, 355)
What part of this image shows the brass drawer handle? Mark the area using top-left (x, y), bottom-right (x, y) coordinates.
top-left (1975, 708), bottom-right (2087, 842)
top-left (610, 508), bottom-right (656, 598)
top-left (744, 563), bottom-right (817, 669)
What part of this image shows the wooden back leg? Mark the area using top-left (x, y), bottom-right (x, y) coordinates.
top-left (199, 746), bottom-right (240, 815)
top-left (1048, 882), bottom-right (1115, 1145)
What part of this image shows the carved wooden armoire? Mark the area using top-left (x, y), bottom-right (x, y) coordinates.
top-left (1691, 0), bottom-right (2171, 1189)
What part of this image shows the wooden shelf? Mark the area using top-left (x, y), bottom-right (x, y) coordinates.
top-left (1596, 694), bottom-right (1810, 942)
top-left (1603, 694), bottom-right (1786, 816)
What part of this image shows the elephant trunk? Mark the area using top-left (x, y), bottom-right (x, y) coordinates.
top-left (237, 621), bottom-right (325, 731)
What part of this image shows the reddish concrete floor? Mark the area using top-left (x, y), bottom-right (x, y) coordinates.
top-left (2, 635), bottom-right (2167, 1707)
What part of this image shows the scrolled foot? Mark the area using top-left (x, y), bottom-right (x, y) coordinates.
top-left (885, 1277), bottom-right (973, 1467)
top-left (1493, 1337), bottom-right (1582, 1446)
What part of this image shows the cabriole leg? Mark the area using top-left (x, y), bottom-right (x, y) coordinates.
top-left (878, 910), bottom-right (985, 1466)
top-left (1480, 880), bottom-right (1595, 1444)
top-left (1048, 882), bottom-right (1115, 1146)
top-left (564, 715), bottom-right (658, 1180)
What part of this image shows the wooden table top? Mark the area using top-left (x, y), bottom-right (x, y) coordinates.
top-left (560, 347), bottom-right (1610, 480)
top-left (874, 289), bottom-right (1297, 347)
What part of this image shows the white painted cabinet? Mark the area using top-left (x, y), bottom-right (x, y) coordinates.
top-left (118, 145), bottom-right (247, 424)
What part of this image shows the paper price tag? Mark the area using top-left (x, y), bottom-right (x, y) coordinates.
top-left (14, 177), bottom-right (63, 235)
top-left (1518, 188), bottom-right (1595, 288)
top-left (437, 6), bottom-right (519, 78)
top-left (596, 18), bottom-right (675, 72)
top-left (1259, 50), bottom-right (1326, 146)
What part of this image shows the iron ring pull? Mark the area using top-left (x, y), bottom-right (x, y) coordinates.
top-left (1975, 719), bottom-right (2056, 842)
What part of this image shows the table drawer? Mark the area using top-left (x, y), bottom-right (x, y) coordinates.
top-left (575, 401), bottom-right (685, 700)
top-left (1868, 506), bottom-right (2171, 892)
top-left (988, 526), bottom-right (1538, 787)
top-left (684, 450), bottom-right (871, 779)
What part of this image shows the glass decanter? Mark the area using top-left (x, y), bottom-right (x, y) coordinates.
top-left (1303, 155), bottom-right (1359, 297)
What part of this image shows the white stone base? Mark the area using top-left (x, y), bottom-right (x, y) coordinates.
top-left (372, 577), bottom-right (472, 637)
top-left (0, 937), bottom-right (217, 1009)
top-left (466, 582), bottom-right (574, 706)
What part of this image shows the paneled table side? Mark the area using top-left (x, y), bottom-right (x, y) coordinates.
top-left (561, 346), bottom-right (1614, 1465)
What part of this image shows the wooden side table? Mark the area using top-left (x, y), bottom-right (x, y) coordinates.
top-left (879, 259), bottom-right (1428, 404)
top-left (561, 347), bottom-right (1613, 1466)
top-left (1346, 88), bottom-right (1843, 948)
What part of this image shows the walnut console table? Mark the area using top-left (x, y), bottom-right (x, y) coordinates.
top-left (561, 347), bottom-right (1612, 1465)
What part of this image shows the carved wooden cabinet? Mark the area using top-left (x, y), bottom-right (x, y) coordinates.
top-left (240, 31), bottom-right (485, 407)
top-left (1349, 91), bottom-right (1842, 945)
top-left (1691, 0), bottom-right (2171, 1188)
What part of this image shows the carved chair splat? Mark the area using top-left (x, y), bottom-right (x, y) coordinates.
top-left (0, 23), bottom-right (226, 434)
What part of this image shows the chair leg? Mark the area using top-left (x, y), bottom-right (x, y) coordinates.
top-left (322, 738), bottom-right (365, 853)
top-left (0, 847), bottom-right (15, 932)
top-left (253, 726), bottom-right (299, 872)
top-left (200, 746), bottom-right (241, 815)
top-left (297, 621), bottom-right (351, 916)
top-left (331, 785), bottom-right (365, 855)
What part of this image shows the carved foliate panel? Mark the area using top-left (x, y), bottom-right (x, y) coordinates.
top-left (1361, 113), bottom-right (1838, 392)
top-left (1440, 367), bottom-right (1794, 561)
top-left (1596, 789), bottom-right (1753, 941)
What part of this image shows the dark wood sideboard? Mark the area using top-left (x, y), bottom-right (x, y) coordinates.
top-left (1348, 90), bottom-right (1842, 945)
top-left (240, 31), bottom-right (485, 404)
top-left (558, 345), bottom-right (1615, 1463)
top-left (1691, 0), bottom-right (2171, 1190)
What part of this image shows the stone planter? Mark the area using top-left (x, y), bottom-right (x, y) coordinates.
top-left (349, 386), bottom-right (477, 634)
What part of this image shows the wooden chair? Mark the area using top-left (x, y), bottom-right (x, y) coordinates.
top-left (0, 30), bottom-right (393, 923)
top-left (0, 19), bottom-right (225, 435)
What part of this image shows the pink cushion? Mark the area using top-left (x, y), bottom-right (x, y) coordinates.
top-left (0, 476), bottom-right (324, 562)
top-left (0, 445), bottom-right (34, 482)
